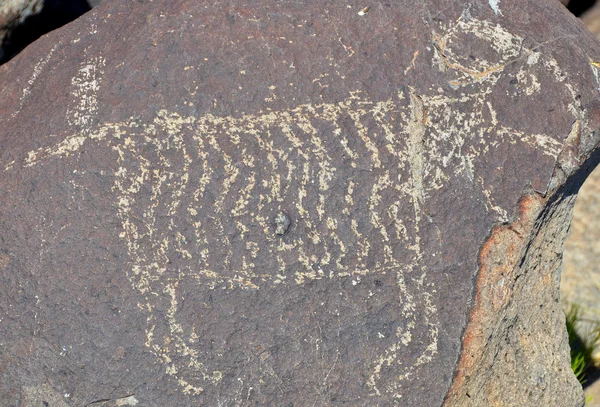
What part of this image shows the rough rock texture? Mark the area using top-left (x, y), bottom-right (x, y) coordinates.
top-left (0, 0), bottom-right (599, 406)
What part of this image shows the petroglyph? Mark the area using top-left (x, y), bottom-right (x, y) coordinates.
top-left (22, 86), bottom-right (444, 396)
top-left (13, 43), bottom-right (58, 118)
top-left (12, 17), bottom-right (577, 398)
top-left (67, 56), bottom-right (105, 131)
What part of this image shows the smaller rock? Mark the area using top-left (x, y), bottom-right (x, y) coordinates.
top-left (274, 212), bottom-right (291, 236)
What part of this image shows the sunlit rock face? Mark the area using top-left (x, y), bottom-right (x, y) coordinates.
top-left (0, 0), bottom-right (598, 406)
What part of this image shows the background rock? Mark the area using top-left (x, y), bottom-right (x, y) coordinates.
top-left (0, 0), bottom-right (92, 64)
top-left (0, 0), bottom-right (599, 406)
top-left (0, 0), bottom-right (45, 60)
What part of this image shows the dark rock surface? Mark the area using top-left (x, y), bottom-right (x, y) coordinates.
top-left (0, 0), bottom-right (599, 405)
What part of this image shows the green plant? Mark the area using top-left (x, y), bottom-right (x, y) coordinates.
top-left (572, 351), bottom-right (587, 384)
top-left (564, 303), bottom-right (600, 386)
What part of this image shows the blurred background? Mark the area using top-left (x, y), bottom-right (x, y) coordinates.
top-left (563, 0), bottom-right (600, 35)
top-left (0, 0), bottom-right (101, 64)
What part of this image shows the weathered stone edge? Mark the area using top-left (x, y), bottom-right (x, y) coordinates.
top-left (443, 113), bottom-right (600, 406)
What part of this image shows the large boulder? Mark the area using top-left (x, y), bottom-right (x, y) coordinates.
top-left (0, 0), bottom-right (599, 405)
